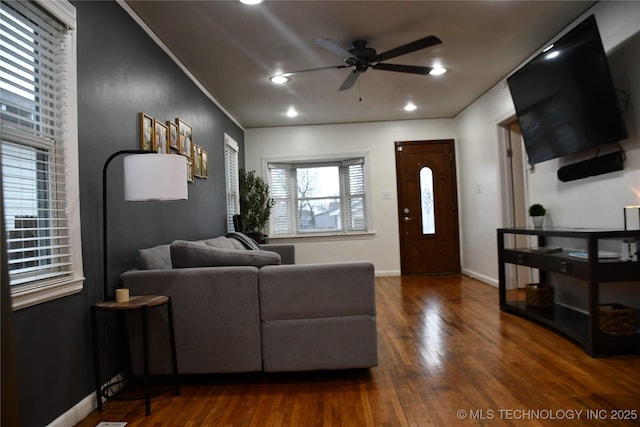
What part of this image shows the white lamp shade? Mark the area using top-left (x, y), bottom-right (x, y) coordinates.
top-left (123, 154), bottom-right (188, 201)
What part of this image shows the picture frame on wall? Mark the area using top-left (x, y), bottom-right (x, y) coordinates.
top-left (154, 120), bottom-right (168, 154)
top-left (187, 158), bottom-right (195, 183)
top-left (168, 121), bottom-right (179, 152)
top-left (194, 145), bottom-right (202, 178)
top-left (176, 118), bottom-right (193, 158)
top-left (139, 112), bottom-right (154, 151)
top-left (201, 149), bottom-right (208, 178)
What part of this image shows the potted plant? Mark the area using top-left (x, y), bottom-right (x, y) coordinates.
top-left (239, 169), bottom-right (275, 243)
top-left (528, 203), bottom-right (546, 228)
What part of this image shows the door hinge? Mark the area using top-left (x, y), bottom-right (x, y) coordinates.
top-left (507, 148), bottom-right (513, 158)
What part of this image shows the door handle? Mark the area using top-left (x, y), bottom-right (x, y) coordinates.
top-left (403, 216), bottom-right (414, 222)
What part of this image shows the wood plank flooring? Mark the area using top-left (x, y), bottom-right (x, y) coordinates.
top-left (76, 274), bottom-right (640, 426)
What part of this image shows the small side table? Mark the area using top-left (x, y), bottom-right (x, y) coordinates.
top-left (91, 295), bottom-right (179, 415)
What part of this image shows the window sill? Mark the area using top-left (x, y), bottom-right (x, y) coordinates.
top-left (12, 276), bottom-right (85, 311)
top-left (268, 231), bottom-right (376, 242)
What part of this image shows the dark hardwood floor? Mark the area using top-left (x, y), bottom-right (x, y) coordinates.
top-left (76, 274), bottom-right (640, 426)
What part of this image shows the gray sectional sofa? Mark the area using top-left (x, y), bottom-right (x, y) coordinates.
top-left (121, 233), bottom-right (377, 375)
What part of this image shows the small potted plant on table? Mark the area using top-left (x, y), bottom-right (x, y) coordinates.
top-left (528, 203), bottom-right (546, 228)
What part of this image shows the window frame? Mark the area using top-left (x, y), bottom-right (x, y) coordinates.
top-left (1, 0), bottom-right (84, 310)
top-left (263, 153), bottom-right (372, 239)
top-left (224, 134), bottom-right (240, 233)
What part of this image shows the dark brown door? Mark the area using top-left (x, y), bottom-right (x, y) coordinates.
top-left (395, 140), bottom-right (461, 274)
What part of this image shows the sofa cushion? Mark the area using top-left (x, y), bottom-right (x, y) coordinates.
top-left (171, 240), bottom-right (280, 268)
top-left (136, 244), bottom-right (172, 270)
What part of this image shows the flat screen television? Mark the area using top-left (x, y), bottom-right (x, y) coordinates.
top-left (507, 15), bottom-right (628, 165)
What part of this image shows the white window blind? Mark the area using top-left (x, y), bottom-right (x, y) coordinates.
top-left (224, 135), bottom-right (240, 232)
top-left (267, 157), bottom-right (367, 236)
top-left (1, 0), bottom-right (83, 309)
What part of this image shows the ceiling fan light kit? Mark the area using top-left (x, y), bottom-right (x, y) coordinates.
top-left (270, 35), bottom-right (443, 91)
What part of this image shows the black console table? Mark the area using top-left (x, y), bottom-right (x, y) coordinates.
top-left (497, 227), bottom-right (640, 356)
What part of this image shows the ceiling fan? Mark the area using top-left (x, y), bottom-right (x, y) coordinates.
top-left (274, 36), bottom-right (442, 91)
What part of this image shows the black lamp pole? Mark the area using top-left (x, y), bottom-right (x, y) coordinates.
top-left (101, 149), bottom-right (153, 302)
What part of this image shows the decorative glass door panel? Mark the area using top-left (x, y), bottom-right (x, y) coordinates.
top-left (420, 167), bottom-right (435, 235)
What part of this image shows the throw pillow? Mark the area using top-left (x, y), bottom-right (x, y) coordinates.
top-left (226, 232), bottom-right (262, 250)
top-left (170, 240), bottom-right (280, 268)
top-left (136, 244), bottom-right (172, 270)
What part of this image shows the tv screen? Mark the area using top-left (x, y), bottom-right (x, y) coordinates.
top-left (507, 15), bottom-right (628, 165)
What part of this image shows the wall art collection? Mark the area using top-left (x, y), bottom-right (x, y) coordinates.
top-left (139, 112), bottom-right (208, 183)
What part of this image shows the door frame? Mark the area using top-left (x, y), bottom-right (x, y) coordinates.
top-left (498, 116), bottom-right (533, 289)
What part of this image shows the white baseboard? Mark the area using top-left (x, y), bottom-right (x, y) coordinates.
top-left (461, 268), bottom-right (498, 287)
top-left (374, 270), bottom-right (401, 277)
top-left (47, 373), bottom-right (124, 427)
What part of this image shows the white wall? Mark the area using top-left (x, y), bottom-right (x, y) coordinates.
top-left (524, 5), bottom-right (640, 230)
top-left (245, 120), bottom-right (454, 275)
top-left (245, 1), bottom-right (640, 282)
top-left (455, 1), bottom-right (640, 287)
top-left (454, 82), bottom-right (517, 284)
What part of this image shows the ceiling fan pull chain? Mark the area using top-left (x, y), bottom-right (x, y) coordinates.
top-left (358, 78), bottom-right (362, 102)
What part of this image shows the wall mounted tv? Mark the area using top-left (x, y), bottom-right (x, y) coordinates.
top-left (507, 15), bottom-right (628, 165)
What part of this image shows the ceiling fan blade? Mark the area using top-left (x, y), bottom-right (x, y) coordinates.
top-left (373, 35), bottom-right (442, 63)
top-left (315, 38), bottom-right (356, 59)
top-left (372, 63), bottom-right (433, 75)
top-left (283, 64), bottom-right (349, 76)
top-left (339, 70), bottom-right (359, 91)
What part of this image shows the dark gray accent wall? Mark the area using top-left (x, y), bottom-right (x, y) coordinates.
top-left (10, 2), bottom-right (244, 426)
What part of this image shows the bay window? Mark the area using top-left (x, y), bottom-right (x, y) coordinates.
top-left (267, 157), bottom-right (367, 236)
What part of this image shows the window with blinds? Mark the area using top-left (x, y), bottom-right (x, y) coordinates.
top-left (1, 0), bottom-right (83, 309)
top-left (267, 157), bottom-right (367, 236)
top-left (224, 135), bottom-right (240, 232)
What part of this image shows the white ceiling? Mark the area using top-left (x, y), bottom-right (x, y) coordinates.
top-left (125, 0), bottom-right (595, 129)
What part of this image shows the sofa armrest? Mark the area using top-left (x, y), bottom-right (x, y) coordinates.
top-left (258, 262), bottom-right (375, 321)
top-left (120, 266), bottom-right (263, 374)
top-left (261, 243), bottom-right (295, 264)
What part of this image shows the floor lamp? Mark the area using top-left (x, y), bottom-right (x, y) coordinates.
top-left (102, 150), bottom-right (188, 302)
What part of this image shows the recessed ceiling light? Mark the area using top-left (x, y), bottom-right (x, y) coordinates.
top-left (285, 107), bottom-right (299, 117)
top-left (404, 102), bottom-right (417, 112)
top-left (545, 51), bottom-right (560, 60)
top-left (429, 67), bottom-right (447, 76)
top-left (239, 0), bottom-right (263, 5)
top-left (269, 74), bottom-right (290, 84)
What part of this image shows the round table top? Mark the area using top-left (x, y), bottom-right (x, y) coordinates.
top-left (94, 295), bottom-right (169, 311)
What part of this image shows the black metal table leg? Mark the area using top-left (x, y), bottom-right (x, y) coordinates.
top-left (142, 304), bottom-right (151, 415)
top-left (167, 297), bottom-right (180, 396)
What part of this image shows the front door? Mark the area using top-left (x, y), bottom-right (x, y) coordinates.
top-left (395, 140), bottom-right (461, 274)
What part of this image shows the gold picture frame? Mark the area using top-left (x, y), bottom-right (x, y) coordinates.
top-left (167, 121), bottom-right (179, 152)
top-left (201, 149), bottom-right (208, 178)
top-left (194, 145), bottom-right (203, 178)
top-left (176, 118), bottom-right (193, 158)
top-left (187, 158), bottom-right (195, 183)
top-left (139, 112), bottom-right (154, 151)
top-left (154, 120), bottom-right (168, 154)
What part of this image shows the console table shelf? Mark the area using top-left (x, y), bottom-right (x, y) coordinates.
top-left (498, 227), bottom-right (640, 357)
